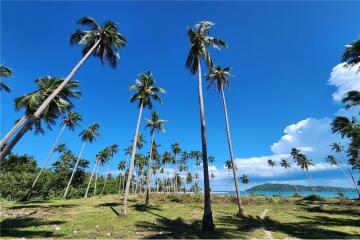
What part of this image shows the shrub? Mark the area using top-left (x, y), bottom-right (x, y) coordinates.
top-left (303, 194), bottom-right (323, 201)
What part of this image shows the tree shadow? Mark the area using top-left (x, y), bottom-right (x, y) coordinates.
top-left (95, 202), bottom-right (120, 208)
top-left (8, 204), bottom-right (76, 210)
top-left (0, 217), bottom-right (66, 238)
top-left (217, 214), bottom-right (360, 239)
top-left (133, 203), bottom-right (162, 212)
top-left (304, 206), bottom-right (360, 217)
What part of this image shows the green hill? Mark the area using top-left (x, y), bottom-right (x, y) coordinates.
top-left (247, 183), bottom-right (354, 192)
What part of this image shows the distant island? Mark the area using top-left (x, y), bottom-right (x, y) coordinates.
top-left (247, 183), bottom-right (354, 192)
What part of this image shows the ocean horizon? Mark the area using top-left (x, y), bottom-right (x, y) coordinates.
top-left (212, 190), bottom-right (359, 199)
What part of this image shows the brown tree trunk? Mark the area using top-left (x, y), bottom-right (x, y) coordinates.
top-left (121, 102), bottom-right (144, 215)
top-left (220, 86), bottom-right (244, 215)
top-left (145, 131), bottom-right (155, 205)
top-left (197, 60), bottom-right (214, 231)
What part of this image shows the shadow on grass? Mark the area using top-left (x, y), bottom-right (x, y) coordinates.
top-left (8, 204), bottom-right (76, 210)
top-left (304, 206), bottom-right (360, 217)
top-left (133, 203), bottom-right (162, 212)
top-left (217, 214), bottom-right (360, 239)
top-left (0, 217), bottom-right (66, 238)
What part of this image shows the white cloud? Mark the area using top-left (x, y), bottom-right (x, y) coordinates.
top-left (328, 63), bottom-right (360, 102)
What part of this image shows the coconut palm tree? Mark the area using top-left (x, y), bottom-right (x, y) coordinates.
top-left (240, 175), bottom-right (249, 185)
top-left (331, 116), bottom-right (358, 138)
top-left (0, 65), bottom-right (12, 93)
top-left (329, 143), bottom-right (360, 198)
top-left (85, 147), bottom-right (110, 198)
top-left (118, 160), bottom-right (126, 193)
top-left (162, 151), bottom-right (172, 193)
top-left (187, 172), bottom-right (193, 192)
top-left (1, 17), bottom-right (126, 151)
top-left (205, 65), bottom-right (244, 215)
top-left (63, 122), bottom-right (100, 199)
top-left (24, 111), bottom-right (82, 200)
top-left (145, 111), bottom-right (166, 204)
top-left (0, 77), bottom-right (81, 160)
top-left (342, 37), bottom-right (360, 72)
top-left (171, 143), bottom-right (181, 193)
top-left (186, 21), bottom-right (227, 230)
top-left (267, 159), bottom-right (281, 195)
top-left (342, 91), bottom-right (360, 109)
top-left (191, 150), bottom-right (203, 190)
top-left (280, 159), bottom-right (300, 195)
top-left (290, 148), bottom-right (318, 195)
top-left (99, 144), bottom-right (118, 195)
top-left (135, 154), bottom-right (146, 194)
top-left (181, 151), bottom-right (189, 193)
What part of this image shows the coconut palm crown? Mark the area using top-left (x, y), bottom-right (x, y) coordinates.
top-left (79, 122), bottom-right (100, 143)
top-left (205, 66), bottom-right (235, 91)
top-left (0, 65), bottom-right (12, 92)
top-left (70, 17), bottom-right (127, 68)
top-left (145, 111), bottom-right (167, 134)
top-left (342, 38), bottom-right (360, 72)
top-left (185, 21), bottom-right (227, 74)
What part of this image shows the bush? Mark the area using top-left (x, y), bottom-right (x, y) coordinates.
top-left (293, 193), bottom-right (302, 197)
top-left (302, 194), bottom-right (323, 201)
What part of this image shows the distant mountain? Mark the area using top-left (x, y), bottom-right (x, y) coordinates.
top-left (247, 183), bottom-right (354, 192)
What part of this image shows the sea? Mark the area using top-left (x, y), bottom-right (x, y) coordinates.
top-left (212, 191), bottom-right (359, 199)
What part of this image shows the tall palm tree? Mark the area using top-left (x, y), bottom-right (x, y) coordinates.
top-left (225, 159), bottom-right (237, 191)
top-left (145, 111), bottom-right (166, 204)
top-left (85, 147), bottom-right (110, 198)
top-left (191, 150), bottom-right (203, 191)
top-left (186, 21), bottom-right (227, 230)
top-left (205, 65), bottom-right (244, 215)
top-left (121, 71), bottom-right (165, 214)
top-left (24, 112), bottom-right (82, 200)
top-left (342, 37), bottom-right (360, 72)
top-left (290, 148), bottom-right (318, 195)
top-left (162, 151), bottom-right (172, 193)
top-left (0, 77), bottom-right (81, 160)
top-left (64, 122), bottom-right (100, 199)
top-left (171, 143), bottom-right (181, 193)
top-left (181, 151), bottom-right (189, 193)
top-left (99, 144), bottom-right (118, 195)
top-left (187, 172), bottom-right (193, 191)
top-left (0, 17), bottom-right (126, 151)
top-left (118, 160), bottom-right (126, 193)
top-left (0, 65), bottom-right (12, 93)
top-left (329, 143), bottom-right (360, 198)
top-left (267, 159), bottom-right (280, 195)
top-left (280, 159), bottom-right (300, 195)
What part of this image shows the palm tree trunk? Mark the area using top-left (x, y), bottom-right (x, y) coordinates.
top-left (0, 39), bottom-right (101, 159)
top-left (63, 142), bottom-right (86, 199)
top-left (344, 165), bottom-right (360, 198)
top-left (145, 131), bottom-right (155, 205)
top-left (174, 156), bottom-right (177, 194)
top-left (304, 170), bottom-right (316, 195)
top-left (118, 174), bottom-right (122, 194)
top-left (23, 125), bottom-right (66, 201)
top-left (220, 86), bottom-right (244, 215)
top-left (0, 114), bottom-right (28, 149)
top-left (196, 60), bottom-right (214, 231)
top-left (94, 164), bottom-right (99, 196)
top-left (85, 161), bottom-right (98, 198)
top-left (307, 172), bottom-right (318, 195)
top-left (121, 102), bottom-right (144, 215)
top-left (156, 171), bottom-right (159, 193)
top-left (100, 174), bottom-right (108, 195)
top-left (0, 117), bottom-right (34, 161)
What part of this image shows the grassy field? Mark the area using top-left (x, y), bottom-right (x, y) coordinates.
top-left (0, 194), bottom-right (359, 239)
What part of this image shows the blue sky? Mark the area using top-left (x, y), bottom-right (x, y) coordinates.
top-left (1, 1), bottom-right (360, 190)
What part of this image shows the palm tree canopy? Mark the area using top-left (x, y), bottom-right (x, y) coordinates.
top-left (240, 174), bottom-right (249, 184)
top-left (186, 172), bottom-right (193, 183)
top-left (341, 91), bottom-right (360, 109)
top-left (267, 159), bottom-right (276, 168)
top-left (181, 151), bottom-right (189, 166)
top-left (145, 111), bottom-right (167, 134)
top-left (185, 21), bottom-right (227, 74)
top-left (162, 151), bottom-right (171, 164)
top-left (331, 116), bottom-right (358, 138)
top-left (342, 38), bottom-right (360, 72)
top-left (124, 146), bottom-right (132, 156)
top-left (0, 65), bottom-right (12, 92)
top-left (70, 17), bottom-right (127, 68)
top-left (330, 143), bottom-right (345, 153)
top-left (54, 143), bottom-right (67, 153)
top-left (171, 143), bottom-right (181, 155)
top-left (208, 156), bottom-right (215, 163)
top-left (326, 155), bottom-right (339, 166)
top-left (79, 122), bottom-right (100, 143)
top-left (280, 159), bottom-right (291, 169)
top-left (118, 160), bottom-right (126, 171)
top-left (96, 147), bottom-right (111, 165)
top-left (62, 111), bottom-right (82, 131)
top-left (107, 144), bottom-right (119, 157)
top-left (129, 71), bottom-right (166, 109)
top-left (133, 134), bottom-right (146, 149)
top-left (205, 65), bottom-right (235, 91)
top-left (15, 76), bottom-right (81, 133)
top-left (225, 160), bottom-right (237, 170)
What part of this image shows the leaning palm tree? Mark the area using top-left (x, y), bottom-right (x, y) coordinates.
top-left (186, 21), bottom-right (227, 230)
top-left (0, 65), bottom-right (12, 93)
top-left (225, 159), bottom-right (237, 191)
top-left (171, 143), bottom-right (181, 193)
top-left (342, 37), bottom-right (360, 72)
top-left (24, 111), bottom-right (82, 200)
top-left (121, 71), bottom-right (165, 215)
top-left (85, 147), bottom-right (110, 198)
top-left (63, 122), bottom-right (100, 199)
top-left (0, 77), bottom-right (81, 160)
top-left (280, 159), bottom-right (300, 195)
top-left (329, 143), bottom-right (360, 198)
top-left (205, 65), bottom-right (244, 215)
top-left (267, 159), bottom-right (281, 195)
top-left (0, 17), bottom-right (126, 152)
top-left (145, 111), bottom-right (166, 204)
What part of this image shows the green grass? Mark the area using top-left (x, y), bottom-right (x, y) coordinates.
top-left (1, 194), bottom-right (359, 239)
